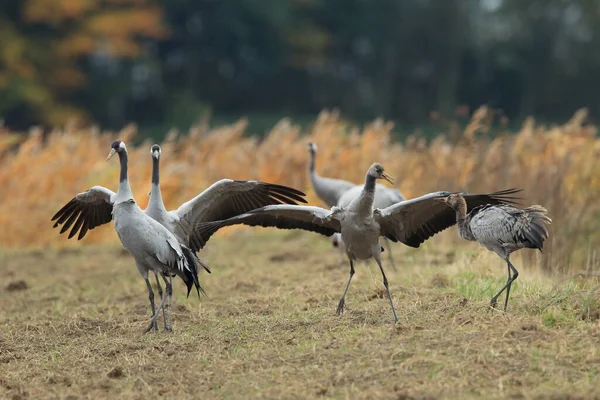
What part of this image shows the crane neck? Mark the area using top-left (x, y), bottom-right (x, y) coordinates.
top-left (454, 196), bottom-right (469, 228)
top-left (115, 149), bottom-right (134, 203)
top-left (148, 157), bottom-right (165, 210)
top-left (354, 174), bottom-right (376, 212)
top-left (454, 197), bottom-right (476, 241)
top-left (309, 151), bottom-right (316, 174)
top-left (151, 156), bottom-right (160, 185)
top-left (364, 174), bottom-right (377, 193)
top-left (119, 149), bottom-right (128, 183)
top-left (454, 196), bottom-right (468, 222)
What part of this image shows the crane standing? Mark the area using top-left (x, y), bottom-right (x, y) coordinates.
top-left (51, 141), bottom-right (307, 331)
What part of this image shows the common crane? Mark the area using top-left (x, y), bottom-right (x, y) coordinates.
top-left (333, 181), bottom-right (406, 268)
top-left (82, 140), bottom-right (204, 332)
top-left (195, 163), bottom-right (521, 322)
top-left (442, 193), bottom-right (551, 311)
top-left (307, 141), bottom-right (355, 207)
top-left (307, 141), bottom-right (406, 267)
top-left (51, 141), bottom-right (307, 331)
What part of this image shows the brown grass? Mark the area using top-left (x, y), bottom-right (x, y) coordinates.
top-left (1, 107), bottom-right (600, 272)
top-left (1, 232), bottom-right (600, 399)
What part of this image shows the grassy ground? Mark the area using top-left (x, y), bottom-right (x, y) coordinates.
top-left (1, 230), bottom-right (599, 399)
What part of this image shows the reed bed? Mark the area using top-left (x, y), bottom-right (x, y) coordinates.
top-left (1, 108), bottom-right (599, 274)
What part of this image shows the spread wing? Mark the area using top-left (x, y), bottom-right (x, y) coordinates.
top-left (375, 188), bottom-right (522, 248)
top-left (51, 186), bottom-right (116, 240)
top-left (170, 179), bottom-right (307, 252)
top-left (194, 204), bottom-right (341, 249)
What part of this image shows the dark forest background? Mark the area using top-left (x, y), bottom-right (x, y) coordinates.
top-left (1, 0), bottom-right (599, 136)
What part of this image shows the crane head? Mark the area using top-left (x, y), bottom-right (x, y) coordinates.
top-left (441, 193), bottom-right (465, 210)
top-left (106, 139), bottom-right (126, 161)
top-left (368, 163), bottom-right (394, 185)
top-left (307, 142), bottom-right (317, 155)
top-left (151, 144), bottom-right (161, 160)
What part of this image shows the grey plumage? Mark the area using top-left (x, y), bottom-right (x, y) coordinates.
top-left (443, 194), bottom-right (551, 311)
top-left (307, 142), bottom-right (355, 207)
top-left (196, 163), bottom-right (521, 322)
top-left (333, 179), bottom-right (406, 268)
top-left (51, 143), bottom-right (308, 330)
top-left (107, 140), bottom-right (204, 332)
top-left (307, 141), bottom-right (406, 267)
top-left (52, 144), bottom-right (307, 253)
top-left (144, 144), bottom-right (307, 253)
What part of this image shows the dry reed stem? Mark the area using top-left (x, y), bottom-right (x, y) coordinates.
top-left (1, 108), bottom-right (599, 274)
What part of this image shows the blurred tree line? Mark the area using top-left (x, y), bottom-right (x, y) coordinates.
top-left (1, 0), bottom-right (600, 132)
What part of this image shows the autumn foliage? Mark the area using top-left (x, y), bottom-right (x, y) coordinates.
top-left (0, 0), bottom-right (166, 125)
top-left (1, 108), bottom-right (599, 274)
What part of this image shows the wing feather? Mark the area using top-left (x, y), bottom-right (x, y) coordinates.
top-left (172, 179), bottom-right (308, 252)
top-left (193, 204), bottom-right (340, 249)
top-left (51, 186), bottom-right (115, 240)
top-left (375, 188), bottom-right (522, 248)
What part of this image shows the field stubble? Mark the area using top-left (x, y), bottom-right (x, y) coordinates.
top-left (1, 232), bottom-right (600, 399)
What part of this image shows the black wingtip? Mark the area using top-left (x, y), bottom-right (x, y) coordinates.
top-left (487, 188), bottom-right (524, 206)
top-left (186, 280), bottom-right (194, 297)
top-left (181, 246), bottom-right (204, 299)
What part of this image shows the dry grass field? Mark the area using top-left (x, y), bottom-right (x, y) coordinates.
top-left (1, 231), bottom-right (600, 399)
top-left (2, 109), bottom-right (600, 399)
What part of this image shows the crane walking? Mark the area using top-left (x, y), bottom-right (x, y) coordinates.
top-left (442, 193), bottom-right (551, 311)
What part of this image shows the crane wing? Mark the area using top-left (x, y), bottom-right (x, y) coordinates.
top-left (375, 188), bottom-right (522, 248)
top-left (469, 204), bottom-right (551, 251)
top-left (170, 179), bottom-right (307, 252)
top-left (193, 204), bottom-right (340, 249)
top-left (51, 186), bottom-right (116, 240)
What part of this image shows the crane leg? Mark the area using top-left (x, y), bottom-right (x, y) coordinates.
top-left (144, 278), bottom-right (158, 332)
top-left (336, 259), bottom-right (355, 315)
top-left (490, 256), bottom-right (519, 311)
top-left (162, 274), bottom-right (173, 332)
top-left (374, 255), bottom-right (399, 323)
top-left (143, 278), bottom-right (169, 333)
top-left (383, 238), bottom-right (397, 271)
top-left (154, 273), bottom-right (167, 330)
top-left (503, 258), bottom-right (519, 311)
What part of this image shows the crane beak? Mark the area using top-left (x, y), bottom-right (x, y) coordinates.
top-left (152, 150), bottom-right (160, 159)
top-left (106, 148), bottom-right (117, 161)
top-left (381, 172), bottom-right (395, 184)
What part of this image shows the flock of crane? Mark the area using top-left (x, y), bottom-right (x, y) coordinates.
top-left (51, 140), bottom-right (551, 332)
